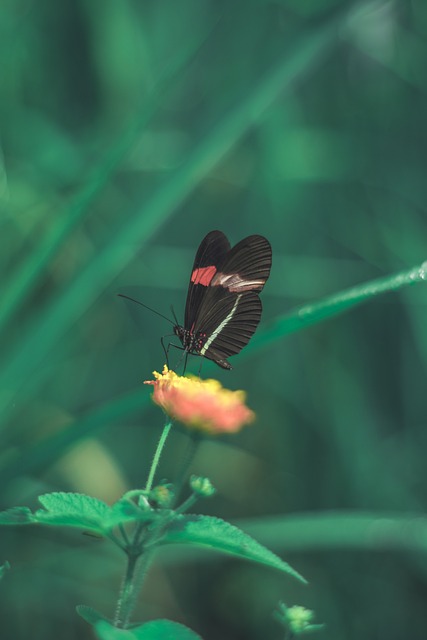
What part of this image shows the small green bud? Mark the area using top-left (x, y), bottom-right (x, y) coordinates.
top-left (189, 475), bottom-right (216, 497)
top-left (286, 605), bottom-right (314, 632)
top-left (275, 602), bottom-right (324, 635)
top-left (149, 484), bottom-right (174, 507)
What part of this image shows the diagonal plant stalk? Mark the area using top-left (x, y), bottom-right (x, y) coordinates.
top-left (249, 260), bottom-right (427, 354)
top-left (0, 19), bottom-right (220, 335)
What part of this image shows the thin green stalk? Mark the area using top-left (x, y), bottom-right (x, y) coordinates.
top-left (145, 421), bottom-right (172, 492)
top-left (113, 419), bottom-right (174, 627)
top-left (175, 493), bottom-right (198, 515)
top-left (249, 260), bottom-right (427, 354)
top-left (114, 443), bottom-right (176, 629)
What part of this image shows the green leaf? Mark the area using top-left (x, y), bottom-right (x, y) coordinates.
top-left (159, 515), bottom-right (306, 584)
top-left (95, 621), bottom-right (135, 639)
top-left (94, 620), bottom-right (202, 640)
top-left (35, 493), bottom-right (111, 534)
top-left (37, 493), bottom-right (163, 531)
top-left (0, 492), bottom-right (172, 535)
top-left (38, 492), bottom-right (110, 519)
top-left (0, 493), bottom-right (137, 535)
top-left (76, 605), bottom-right (111, 625)
top-left (130, 620), bottom-right (203, 639)
top-left (0, 493), bottom-right (109, 535)
top-left (0, 507), bottom-right (33, 524)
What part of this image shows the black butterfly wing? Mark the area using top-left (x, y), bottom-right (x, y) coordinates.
top-left (183, 232), bottom-right (272, 368)
top-left (184, 230), bottom-right (230, 331)
top-left (211, 235), bottom-right (272, 293)
top-left (193, 288), bottom-right (262, 368)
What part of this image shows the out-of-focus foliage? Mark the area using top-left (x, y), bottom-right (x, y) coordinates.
top-left (1, 1), bottom-right (427, 639)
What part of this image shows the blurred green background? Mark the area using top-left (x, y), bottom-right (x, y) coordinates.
top-left (1, 0), bottom-right (427, 638)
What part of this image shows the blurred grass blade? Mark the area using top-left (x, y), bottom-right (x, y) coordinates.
top-left (239, 511), bottom-right (427, 555)
top-left (156, 512), bottom-right (427, 564)
top-left (0, 19), bottom-right (221, 334)
top-left (250, 260), bottom-right (427, 353)
top-left (0, 14), bottom-right (344, 414)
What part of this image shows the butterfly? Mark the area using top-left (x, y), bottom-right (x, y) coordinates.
top-left (172, 230), bottom-right (272, 369)
top-left (119, 231), bottom-right (272, 370)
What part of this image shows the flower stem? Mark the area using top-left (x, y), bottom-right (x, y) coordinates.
top-left (145, 420), bottom-right (172, 492)
top-left (113, 420), bottom-right (174, 628)
top-left (114, 549), bottom-right (153, 628)
top-left (175, 492), bottom-right (198, 514)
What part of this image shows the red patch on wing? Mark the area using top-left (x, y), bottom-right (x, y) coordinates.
top-left (191, 265), bottom-right (217, 286)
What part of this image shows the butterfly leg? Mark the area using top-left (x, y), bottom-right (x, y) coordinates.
top-left (171, 344), bottom-right (188, 374)
top-left (197, 358), bottom-right (204, 378)
top-left (161, 339), bottom-right (188, 373)
top-left (160, 334), bottom-right (174, 367)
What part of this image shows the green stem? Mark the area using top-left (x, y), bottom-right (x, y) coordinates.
top-left (145, 421), bottom-right (172, 492)
top-left (175, 493), bottom-right (198, 515)
top-left (113, 420), bottom-right (174, 628)
top-left (114, 550), bottom-right (153, 628)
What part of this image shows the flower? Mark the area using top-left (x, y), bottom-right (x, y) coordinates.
top-left (144, 365), bottom-right (255, 435)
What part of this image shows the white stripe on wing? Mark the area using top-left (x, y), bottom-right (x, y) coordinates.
top-left (200, 294), bottom-right (242, 356)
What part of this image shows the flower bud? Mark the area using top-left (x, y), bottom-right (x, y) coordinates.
top-left (190, 475), bottom-right (216, 498)
top-left (149, 484), bottom-right (174, 507)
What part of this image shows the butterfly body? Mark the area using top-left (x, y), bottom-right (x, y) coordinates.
top-left (173, 326), bottom-right (214, 363)
top-left (174, 230), bottom-right (272, 369)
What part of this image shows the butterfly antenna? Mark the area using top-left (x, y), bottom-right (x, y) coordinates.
top-left (170, 305), bottom-right (179, 326)
top-left (118, 294), bottom-right (174, 325)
